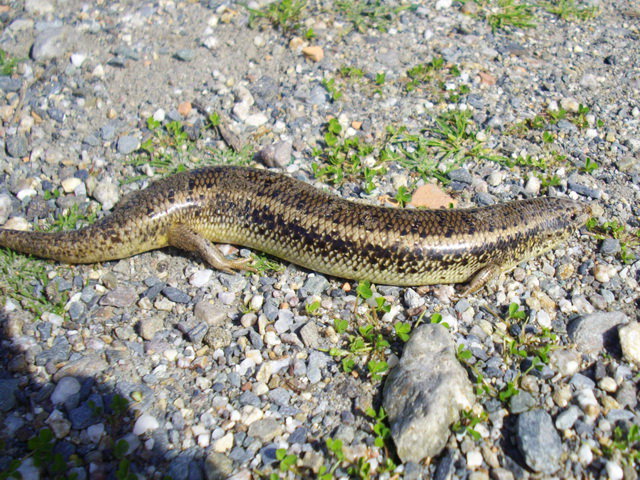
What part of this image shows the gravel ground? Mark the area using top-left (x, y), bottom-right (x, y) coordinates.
top-left (0, 0), bottom-right (639, 479)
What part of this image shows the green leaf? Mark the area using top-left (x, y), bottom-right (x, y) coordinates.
top-left (356, 280), bottom-right (373, 299)
top-left (333, 318), bottom-right (348, 334)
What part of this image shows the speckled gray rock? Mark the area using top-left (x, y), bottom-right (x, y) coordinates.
top-left (204, 325), bottom-right (232, 349)
top-left (0, 379), bottom-right (20, 412)
top-left (116, 135), bottom-right (140, 154)
top-left (247, 417), bottom-right (282, 442)
top-left (93, 181), bottom-right (120, 210)
top-left (205, 451), bottom-right (235, 480)
top-left (0, 194), bottom-right (12, 224)
top-left (53, 354), bottom-right (109, 381)
top-left (5, 135), bottom-right (28, 158)
top-left (383, 324), bottom-right (474, 462)
top-left (567, 311), bottom-right (628, 354)
top-left (257, 141), bottom-right (292, 168)
top-left (100, 287), bottom-right (138, 307)
top-left (517, 409), bottom-right (563, 474)
top-left (31, 27), bottom-right (71, 60)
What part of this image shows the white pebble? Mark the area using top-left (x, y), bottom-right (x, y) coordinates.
top-left (153, 108), bottom-right (166, 122)
top-left (264, 331), bottom-right (281, 346)
top-left (242, 405), bottom-right (264, 425)
top-left (133, 414), bottom-right (160, 435)
top-left (594, 264), bottom-right (616, 283)
top-left (524, 176), bottom-right (541, 195)
top-left (466, 450), bottom-right (483, 469)
top-left (51, 377), bottom-right (81, 405)
top-left (70, 53), bottom-right (87, 67)
top-left (87, 423), bottom-right (105, 443)
top-left (619, 322), bottom-right (640, 366)
top-left (598, 376), bottom-right (617, 393)
top-left (164, 349), bottom-right (178, 361)
top-left (577, 444), bottom-right (593, 464)
top-left (605, 461), bottom-right (623, 480)
top-left (61, 177), bottom-right (82, 193)
top-left (197, 433), bottom-right (210, 448)
top-left (189, 269), bottom-right (213, 287)
top-left (93, 181), bottom-right (120, 210)
top-left (16, 188), bottom-right (37, 201)
top-left (212, 432), bottom-right (234, 452)
top-left (244, 112), bottom-right (269, 128)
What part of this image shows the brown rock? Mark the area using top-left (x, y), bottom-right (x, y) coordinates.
top-left (409, 183), bottom-right (457, 209)
top-left (302, 46), bottom-right (324, 62)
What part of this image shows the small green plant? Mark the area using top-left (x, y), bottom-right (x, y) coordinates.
top-left (339, 65), bottom-right (365, 79)
top-left (45, 203), bottom-right (99, 233)
top-left (457, 344), bottom-right (473, 362)
top-left (485, 0), bottom-right (536, 31)
top-left (498, 381), bottom-right (520, 402)
top-left (374, 72), bottom-right (386, 85)
top-left (305, 299), bottom-right (322, 315)
top-left (430, 312), bottom-right (451, 328)
top-left (587, 220), bottom-right (638, 264)
top-left (252, 252), bottom-right (285, 275)
top-left (581, 157), bottom-right (599, 174)
top-left (335, 0), bottom-right (410, 33)
top-left (248, 0), bottom-right (307, 33)
top-left (602, 424), bottom-right (640, 468)
top-left (0, 249), bottom-right (70, 319)
top-left (542, 131), bottom-right (555, 143)
top-left (275, 448), bottom-right (298, 473)
top-left (540, 0), bottom-right (598, 21)
top-left (453, 409), bottom-right (488, 441)
top-left (508, 302), bottom-right (526, 320)
top-left (365, 407), bottom-right (392, 448)
top-left (0, 49), bottom-right (19, 76)
top-left (393, 321), bottom-right (411, 342)
top-left (321, 77), bottom-right (344, 102)
top-left (394, 185), bottom-right (412, 207)
top-left (312, 119), bottom-right (386, 193)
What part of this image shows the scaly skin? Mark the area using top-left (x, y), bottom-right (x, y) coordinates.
top-left (0, 166), bottom-right (589, 289)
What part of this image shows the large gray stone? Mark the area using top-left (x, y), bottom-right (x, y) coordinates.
top-left (517, 409), bottom-right (563, 474)
top-left (567, 311), bottom-right (628, 354)
top-left (383, 324), bottom-right (474, 463)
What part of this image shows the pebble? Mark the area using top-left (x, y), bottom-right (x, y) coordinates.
top-left (302, 46), bottom-right (324, 62)
top-left (100, 287), bottom-right (138, 307)
top-left (524, 176), bottom-right (541, 195)
top-left (0, 379), bottom-right (20, 412)
top-left (555, 405), bottom-right (580, 430)
top-left (117, 135), bottom-right (140, 154)
top-left (516, 409), bottom-right (562, 474)
top-left (25, 0), bottom-right (54, 14)
top-left (247, 418), bottom-right (282, 442)
top-left (0, 194), bottom-right (12, 224)
top-left (194, 301), bottom-right (226, 326)
top-left (213, 432), bottom-right (234, 452)
top-left (448, 168), bottom-right (473, 184)
top-left (51, 376), bottom-right (81, 405)
top-left (93, 181), bottom-right (120, 210)
top-left (257, 141), bottom-right (292, 168)
top-left (600, 238), bottom-right (621, 256)
top-left (618, 322), bottom-right (640, 365)
top-left (189, 269), bottom-right (213, 287)
top-left (174, 49), bottom-right (196, 62)
top-left (6, 135), bottom-right (28, 158)
top-left (133, 414), bottom-right (160, 435)
top-left (61, 177), bottom-right (82, 193)
top-left (31, 27), bottom-right (70, 60)
top-left (605, 461), bottom-right (624, 480)
top-left (383, 324), bottom-right (474, 462)
top-left (567, 311), bottom-right (628, 354)
top-left (593, 263), bottom-right (616, 283)
top-left (139, 316), bottom-right (164, 340)
top-left (162, 286), bottom-right (191, 304)
top-left (244, 112), bottom-right (269, 128)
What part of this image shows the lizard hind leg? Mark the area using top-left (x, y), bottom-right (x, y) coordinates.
top-left (167, 224), bottom-right (255, 273)
top-left (458, 263), bottom-right (502, 297)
